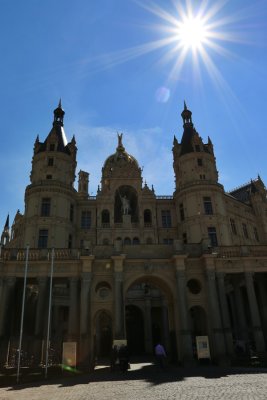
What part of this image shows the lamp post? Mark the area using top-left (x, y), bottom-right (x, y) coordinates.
top-left (16, 244), bottom-right (30, 384)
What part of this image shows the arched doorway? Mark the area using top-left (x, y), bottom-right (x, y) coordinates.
top-left (125, 305), bottom-right (145, 354)
top-left (95, 311), bottom-right (112, 358)
top-left (125, 279), bottom-right (172, 356)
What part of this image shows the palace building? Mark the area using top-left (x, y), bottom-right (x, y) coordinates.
top-left (0, 101), bottom-right (267, 367)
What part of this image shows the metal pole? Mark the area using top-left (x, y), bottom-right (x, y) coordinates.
top-left (45, 248), bottom-right (54, 379)
top-left (16, 245), bottom-right (29, 384)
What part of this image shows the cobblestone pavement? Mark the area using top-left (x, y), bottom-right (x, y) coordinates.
top-left (0, 362), bottom-right (267, 400)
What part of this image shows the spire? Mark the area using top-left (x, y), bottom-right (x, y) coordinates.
top-left (181, 101), bottom-right (193, 127)
top-left (4, 214), bottom-right (9, 230)
top-left (53, 99), bottom-right (65, 127)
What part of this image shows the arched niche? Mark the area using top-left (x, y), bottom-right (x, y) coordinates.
top-left (114, 185), bottom-right (138, 223)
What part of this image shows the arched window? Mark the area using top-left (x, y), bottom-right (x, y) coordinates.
top-left (102, 209), bottom-right (110, 225)
top-left (124, 237), bottom-right (131, 245)
top-left (133, 237), bottom-right (140, 245)
top-left (144, 209), bottom-right (152, 225)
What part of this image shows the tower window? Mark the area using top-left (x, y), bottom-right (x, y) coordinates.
top-left (197, 158), bottom-right (203, 166)
top-left (41, 198), bottom-right (51, 217)
top-left (70, 204), bottom-right (74, 222)
top-left (179, 203), bottom-right (185, 221)
top-left (161, 210), bottom-right (172, 228)
top-left (144, 209), bottom-right (152, 224)
top-left (101, 209), bottom-right (110, 224)
top-left (203, 197), bottom-right (213, 215)
top-left (48, 157), bottom-right (54, 166)
top-left (38, 229), bottom-right (48, 248)
top-left (254, 227), bottom-right (259, 242)
top-left (208, 227), bottom-right (218, 247)
top-left (230, 218), bottom-right (237, 235)
top-left (81, 211), bottom-right (91, 229)
top-left (68, 234), bottom-right (72, 249)
top-left (242, 223), bottom-right (249, 239)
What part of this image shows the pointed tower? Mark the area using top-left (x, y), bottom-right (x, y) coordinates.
top-left (31, 100), bottom-right (77, 185)
top-left (24, 102), bottom-right (78, 248)
top-left (173, 102), bottom-right (218, 190)
top-left (173, 103), bottom-right (230, 246)
top-left (1, 214), bottom-right (10, 246)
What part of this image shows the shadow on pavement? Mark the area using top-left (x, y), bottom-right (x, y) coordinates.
top-left (3, 360), bottom-right (267, 391)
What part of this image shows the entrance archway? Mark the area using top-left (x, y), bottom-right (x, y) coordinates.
top-left (125, 305), bottom-right (145, 354)
top-left (125, 279), bottom-right (172, 355)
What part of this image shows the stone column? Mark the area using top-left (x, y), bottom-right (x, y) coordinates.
top-left (68, 277), bottom-right (79, 339)
top-left (144, 296), bottom-right (153, 353)
top-left (233, 280), bottom-right (248, 341)
top-left (35, 277), bottom-right (48, 336)
top-left (79, 272), bottom-right (92, 367)
top-left (161, 301), bottom-right (170, 352)
top-left (0, 277), bottom-right (16, 365)
top-left (0, 277), bottom-right (16, 336)
top-left (112, 255), bottom-right (126, 339)
top-left (216, 272), bottom-right (234, 356)
top-left (173, 255), bottom-right (193, 364)
top-left (245, 271), bottom-right (265, 352)
top-left (203, 256), bottom-right (227, 364)
top-left (257, 277), bottom-right (267, 335)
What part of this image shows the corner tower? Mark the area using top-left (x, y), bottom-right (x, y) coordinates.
top-left (23, 102), bottom-right (77, 248)
top-left (173, 103), bottom-right (230, 246)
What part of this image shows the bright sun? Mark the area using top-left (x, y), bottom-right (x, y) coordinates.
top-left (177, 16), bottom-right (208, 50)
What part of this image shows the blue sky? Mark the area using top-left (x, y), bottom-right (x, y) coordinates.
top-left (1, 0), bottom-right (267, 230)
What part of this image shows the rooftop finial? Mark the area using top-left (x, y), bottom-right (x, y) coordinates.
top-left (58, 98), bottom-right (62, 109)
top-left (184, 100), bottom-right (187, 110)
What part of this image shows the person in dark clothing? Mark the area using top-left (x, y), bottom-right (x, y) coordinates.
top-left (110, 345), bottom-right (118, 371)
top-left (118, 345), bottom-right (129, 372)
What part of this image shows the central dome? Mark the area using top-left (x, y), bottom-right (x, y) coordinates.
top-left (102, 133), bottom-right (140, 175)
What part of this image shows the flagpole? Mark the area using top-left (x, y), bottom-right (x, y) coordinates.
top-left (45, 248), bottom-right (54, 379)
top-left (16, 244), bottom-right (29, 384)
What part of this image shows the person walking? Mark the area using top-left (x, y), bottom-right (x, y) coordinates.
top-left (155, 343), bottom-right (167, 369)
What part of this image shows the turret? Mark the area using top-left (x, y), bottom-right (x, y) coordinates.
top-left (173, 103), bottom-right (218, 190)
top-left (30, 101), bottom-right (77, 185)
top-left (78, 170), bottom-right (89, 197)
top-left (1, 214), bottom-right (10, 246)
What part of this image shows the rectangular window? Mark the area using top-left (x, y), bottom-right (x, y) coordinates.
top-left (179, 203), bottom-right (185, 221)
top-left (41, 198), bottom-right (51, 217)
top-left (195, 145), bottom-right (200, 152)
top-left (208, 227), bottom-right (218, 247)
top-left (70, 204), bottom-right (74, 222)
top-left (230, 218), bottom-right (237, 235)
top-left (197, 158), bottom-right (203, 166)
top-left (254, 227), bottom-right (259, 242)
top-left (163, 238), bottom-right (173, 245)
top-left (242, 223), bottom-right (249, 239)
top-left (203, 197), bottom-right (213, 215)
top-left (161, 210), bottom-right (172, 228)
top-left (81, 211), bottom-right (91, 229)
top-left (182, 232), bottom-right (187, 244)
top-left (46, 175), bottom-right (52, 180)
top-left (48, 157), bottom-right (54, 166)
top-left (68, 234), bottom-right (72, 249)
top-left (38, 229), bottom-right (48, 248)
top-left (49, 144), bottom-right (55, 151)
